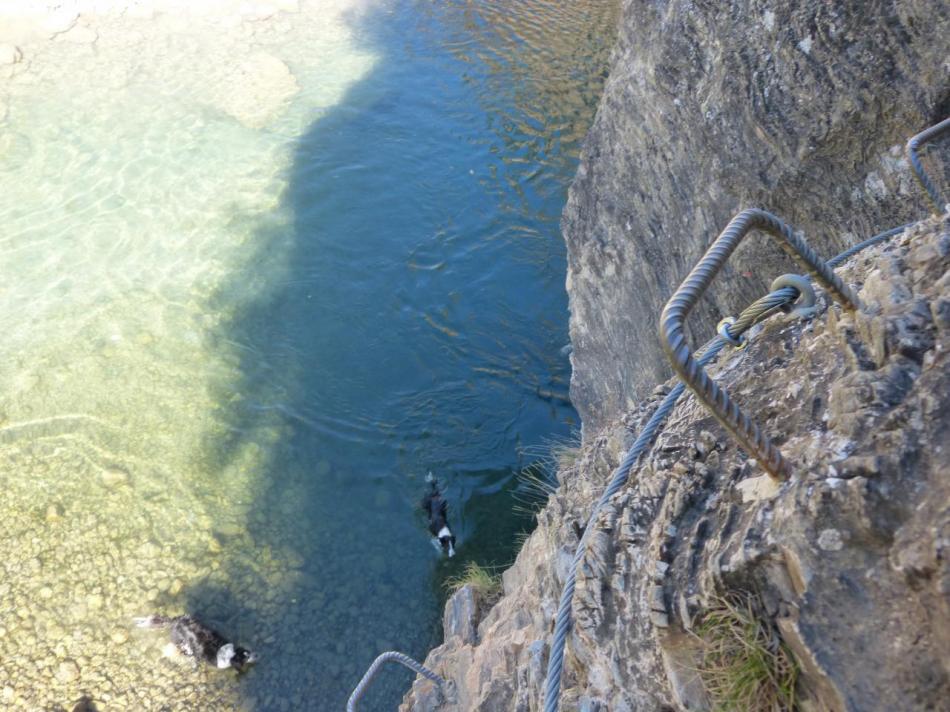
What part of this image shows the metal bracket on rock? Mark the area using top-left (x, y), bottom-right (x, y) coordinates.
top-left (907, 116), bottom-right (950, 215)
top-left (346, 651), bottom-right (443, 712)
top-left (659, 209), bottom-right (858, 481)
top-left (771, 273), bottom-right (817, 318)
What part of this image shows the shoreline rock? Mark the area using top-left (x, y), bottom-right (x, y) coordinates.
top-left (403, 214), bottom-right (950, 710)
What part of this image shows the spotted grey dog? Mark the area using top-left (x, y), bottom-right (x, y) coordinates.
top-left (422, 472), bottom-right (456, 557)
top-left (134, 614), bottom-right (257, 671)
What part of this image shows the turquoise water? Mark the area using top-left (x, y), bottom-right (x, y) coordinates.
top-left (0, 1), bottom-right (616, 709)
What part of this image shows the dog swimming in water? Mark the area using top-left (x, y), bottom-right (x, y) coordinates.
top-left (134, 614), bottom-right (257, 671)
top-left (422, 472), bottom-right (456, 557)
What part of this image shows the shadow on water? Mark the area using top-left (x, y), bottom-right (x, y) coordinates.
top-left (195, 1), bottom-right (616, 708)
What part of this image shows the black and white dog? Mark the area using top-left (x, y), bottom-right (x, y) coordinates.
top-left (422, 472), bottom-right (456, 557)
top-left (134, 614), bottom-right (257, 671)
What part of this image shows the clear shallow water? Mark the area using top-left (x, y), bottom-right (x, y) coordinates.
top-left (0, 1), bottom-right (616, 709)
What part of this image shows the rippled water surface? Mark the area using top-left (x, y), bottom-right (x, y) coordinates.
top-left (0, 1), bottom-right (616, 708)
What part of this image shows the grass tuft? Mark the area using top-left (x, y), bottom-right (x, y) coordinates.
top-left (513, 529), bottom-right (532, 550)
top-left (513, 433), bottom-right (581, 516)
top-left (552, 437), bottom-right (582, 472)
top-left (443, 562), bottom-right (503, 604)
top-left (696, 595), bottom-right (799, 712)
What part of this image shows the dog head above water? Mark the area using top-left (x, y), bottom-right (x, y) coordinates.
top-left (437, 526), bottom-right (456, 557)
top-left (423, 473), bottom-right (458, 557)
top-left (216, 643), bottom-right (258, 671)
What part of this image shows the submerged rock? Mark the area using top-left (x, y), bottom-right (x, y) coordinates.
top-left (100, 466), bottom-right (130, 488)
top-left (209, 52), bottom-right (299, 129)
top-left (0, 131), bottom-right (33, 171)
top-left (55, 659), bottom-right (79, 683)
top-left (71, 696), bottom-right (98, 712)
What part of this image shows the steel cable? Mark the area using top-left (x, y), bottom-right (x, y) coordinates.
top-left (907, 116), bottom-right (950, 213)
top-left (353, 116), bottom-right (945, 712)
top-left (541, 217), bottom-right (919, 711)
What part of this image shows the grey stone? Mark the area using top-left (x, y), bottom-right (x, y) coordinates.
top-left (563, 0), bottom-right (949, 434)
top-left (100, 467), bottom-right (129, 488)
top-left (55, 659), bottom-right (79, 683)
top-left (403, 215), bottom-right (950, 711)
top-left (443, 585), bottom-right (479, 646)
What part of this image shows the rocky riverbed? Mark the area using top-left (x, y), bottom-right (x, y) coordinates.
top-left (0, 1), bottom-right (374, 709)
top-left (0, 436), bottom-right (299, 710)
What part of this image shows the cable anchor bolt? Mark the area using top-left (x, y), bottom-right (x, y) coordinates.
top-left (716, 317), bottom-right (746, 348)
top-left (770, 273), bottom-right (817, 318)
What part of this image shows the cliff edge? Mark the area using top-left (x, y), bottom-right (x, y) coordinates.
top-left (401, 1), bottom-right (950, 709)
top-left (403, 212), bottom-right (949, 711)
top-left (565, 0), bottom-right (948, 433)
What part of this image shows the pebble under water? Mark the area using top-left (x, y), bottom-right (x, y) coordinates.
top-left (0, 1), bottom-right (617, 709)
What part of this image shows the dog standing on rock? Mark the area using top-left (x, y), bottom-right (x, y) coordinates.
top-left (422, 472), bottom-right (456, 557)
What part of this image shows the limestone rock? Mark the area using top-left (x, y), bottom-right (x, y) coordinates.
top-left (563, 0), bottom-right (950, 433)
top-left (735, 473), bottom-right (780, 503)
top-left (56, 659), bottom-right (79, 683)
top-left (443, 585), bottom-right (479, 647)
top-left (210, 52), bottom-right (299, 129)
top-left (403, 215), bottom-right (950, 711)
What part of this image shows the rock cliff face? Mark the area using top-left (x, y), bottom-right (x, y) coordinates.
top-left (564, 0), bottom-right (949, 433)
top-left (403, 214), bottom-right (950, 711)
top-left (402, 2), bottom-right (950, 710)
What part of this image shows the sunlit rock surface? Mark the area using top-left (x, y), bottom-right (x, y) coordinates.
top-left (564, 0), bottom-right (949, 433)
top-left (404, 215), bottom-right (950, 710)
top-left (405, 2), bottom-right (949, 708)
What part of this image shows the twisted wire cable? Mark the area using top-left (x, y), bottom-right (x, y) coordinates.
top-left (828, 223), bottom-right (911, 268)
top-left (541, 216), bottom-right (918, 711)
top-left (907, 116), bottom-right (950, 214)
top-left (542, 287), bottom-right (795, 712)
